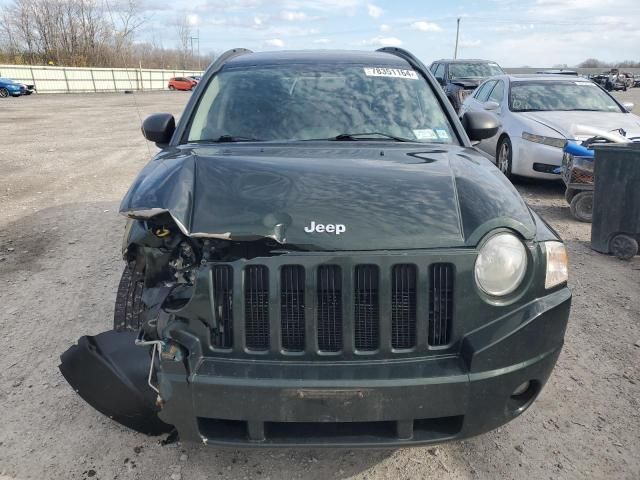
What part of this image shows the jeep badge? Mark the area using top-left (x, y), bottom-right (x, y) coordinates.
top-left (304, 221), bottom-right (346, 235)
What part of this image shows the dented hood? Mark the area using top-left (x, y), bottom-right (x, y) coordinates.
top-left (120, 144), bottom-right (535, 250)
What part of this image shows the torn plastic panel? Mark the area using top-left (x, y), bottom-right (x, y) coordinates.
top-left (119, 145), bottom-right (537, 250)
top-left (59, 331), bottom-right (173, 435)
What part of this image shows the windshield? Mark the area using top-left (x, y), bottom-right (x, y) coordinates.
top-left (186, 64), bottom-right (457, 144)
top-left (448, 63), bottom-right (503, 79)
top-left (510, 81), bottom-right (623, 112)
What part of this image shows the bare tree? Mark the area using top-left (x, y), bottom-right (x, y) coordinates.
top-left (0, 0), bottom-right (210, 68)
top-left (174, 12), bottom-right (192, 70)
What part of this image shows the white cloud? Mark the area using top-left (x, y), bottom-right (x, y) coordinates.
top-left (264, 38), bottom-right (285, 48)
top-left (459, 39), bottom-right (482, 48)
top-left (380, 24), bottom-right (391, 32)
top-left (490, 24), bottom-right (534, 33)
top-left (280, 10), bottom-right (307, 21)
top-left (362, 36), bottom-right (402, 47)
top-left (411, 21), bottom-right (441, 32)
top-left (253, 15), bottom-right (268, 27)
top-left (313, 38), bottom-right (331, 44)
top-left (187, 14), bottom-right (200, 26)
top-left (367, 4), bottom-right (383, 18)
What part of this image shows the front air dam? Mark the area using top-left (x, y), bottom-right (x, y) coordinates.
top-left (59, 330), bottom-right (173, 435)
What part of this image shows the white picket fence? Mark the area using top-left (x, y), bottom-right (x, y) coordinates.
top-left (0, 64), bottom-right (204, 93)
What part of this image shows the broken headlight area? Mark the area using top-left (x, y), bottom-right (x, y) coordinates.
top-left (60, 214), bottom-right (305, 437)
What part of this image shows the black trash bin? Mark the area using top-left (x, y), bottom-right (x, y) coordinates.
top-left (591, 143), bottom-right (640, 260)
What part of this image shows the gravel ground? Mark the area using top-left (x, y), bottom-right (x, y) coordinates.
top-left (0, 90), bottom-right (639, 480)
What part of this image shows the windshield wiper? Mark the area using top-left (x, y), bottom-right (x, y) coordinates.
top-left (191, 135), bottom-right (263, 143)
top-left (332, 132), bottom-right (413, 142)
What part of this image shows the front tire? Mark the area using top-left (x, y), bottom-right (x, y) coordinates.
top-left (113, 262), bottom-right (145, 331)
top-left (0, 88), bottom-right (9, 98)
top-left (496, 137), bottom-right (513, 178)
top-left (168, 85), bottom-right (175, 91)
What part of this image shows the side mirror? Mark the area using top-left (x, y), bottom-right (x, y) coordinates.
top-left (483, 101), bottom-right (500, 111)
top-left (461, 111), bottom-right (500, 141)
top-left (437, 77), bottom-right (446, 86)
top-left (622, 102), bottom-right (634, 112)
top-left (142, 113), bottom-right (175, 146)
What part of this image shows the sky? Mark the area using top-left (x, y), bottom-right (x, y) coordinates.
top-left (132, 0), bottom-right (640, 67)
top-left (3, 0), bottom-right (639, 67)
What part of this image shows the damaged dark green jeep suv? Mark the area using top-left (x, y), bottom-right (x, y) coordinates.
top-left (60, 48), bottom-right (571, 447)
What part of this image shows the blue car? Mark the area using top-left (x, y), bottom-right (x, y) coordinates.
top-left (0, 78), bottom-right (25, 97)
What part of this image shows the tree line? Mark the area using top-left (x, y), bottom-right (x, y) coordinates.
top-left (0, 0), bottom-right (213, 69)
top-left (577, 58), bottom-right (640, 69)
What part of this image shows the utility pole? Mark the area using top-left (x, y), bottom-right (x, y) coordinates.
top-left (189, 32), bottom-right (200, 70)
top-left (454, 17), bottom-right (461, 59)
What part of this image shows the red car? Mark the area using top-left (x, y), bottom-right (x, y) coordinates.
top-left (168, 77), bottom-right (197, 91)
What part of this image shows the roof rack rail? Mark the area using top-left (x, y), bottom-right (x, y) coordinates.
top-left (208, 48), bottom-right (253, 72)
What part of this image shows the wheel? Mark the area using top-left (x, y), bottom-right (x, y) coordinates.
top-left (113, 262), bottom-right (145, 331)
top-left (496, 136), bottom-right (513, 178)
top-left (610, 234), bottom-right (638, 260)
top-left (168, 85), bottom-right (175, 90)
top-left (0, 88), bottom-right (9, 98)
top-left (569, 191), bottom-right (593, 223)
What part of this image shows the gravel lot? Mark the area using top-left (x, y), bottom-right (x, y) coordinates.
top-left (1, 90), bottom-right (639, 480)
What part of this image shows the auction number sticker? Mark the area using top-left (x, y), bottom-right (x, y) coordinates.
top-left (364, 67), bottom-right (419, 79)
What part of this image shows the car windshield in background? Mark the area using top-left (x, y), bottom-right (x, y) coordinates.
top-left (187, 64), bottom-right (457, 144)
top-left (448, 63), bottom-right (503, 79)
top-left (510, 81), bottom-right (623, 112)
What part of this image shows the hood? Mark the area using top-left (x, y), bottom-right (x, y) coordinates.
top-left (120, 144), bottom-right (535, 251)
top-left (519, 111), bottom-right (640, 140)
top-left (451, 78), bottom-right (482, 89)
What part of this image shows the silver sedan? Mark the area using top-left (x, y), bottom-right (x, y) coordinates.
top-left (459, 74), bottom-right (640, 179)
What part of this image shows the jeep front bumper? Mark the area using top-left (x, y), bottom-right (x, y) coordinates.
top-left (156, 287), bottom-right (570, 447)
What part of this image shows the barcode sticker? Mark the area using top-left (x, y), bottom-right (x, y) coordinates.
top-left (364, 67), bottom-right (419, 79)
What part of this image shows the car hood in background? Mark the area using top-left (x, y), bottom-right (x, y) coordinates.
top-left (518, 111), bottom-right (640, 140)
top-left (120, 144), bottom-right (535, 251)
top-left (451, 78), bottom-right (482, 88)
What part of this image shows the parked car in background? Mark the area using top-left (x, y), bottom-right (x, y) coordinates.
top-left (20, 83), bottom-right (36, 95)
top-left (429, 59), bottom-right (504, 112)
top-left (536, 69), bottom-right (578, 76)
top-left (168, 77), bottom-right (197, 91)
top-left (0, 77), bottom-right (25, 97)
top-left (459, 74), bottom-right (640, 179)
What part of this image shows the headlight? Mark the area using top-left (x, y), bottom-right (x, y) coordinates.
top-left (544, 241), bottom-right (568, 289)
top-left (475, 232), bottom-right (528, 296)
top-left (522, 132), bottom-right (566, 149)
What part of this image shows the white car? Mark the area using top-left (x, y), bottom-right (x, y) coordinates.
top-left (459, 74), bottom-right (640, 179)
